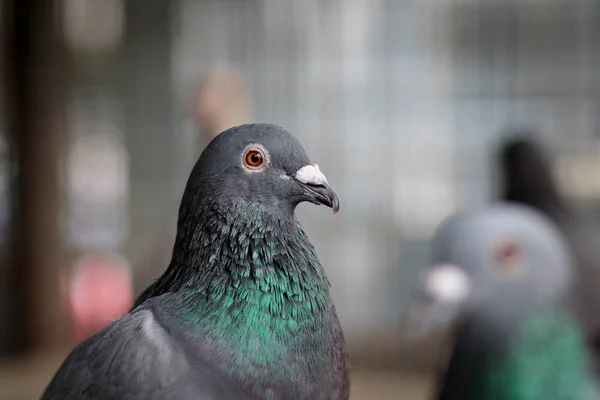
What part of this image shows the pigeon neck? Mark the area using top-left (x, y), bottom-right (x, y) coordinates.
top-left (165, 200), bottom-right (331, 316)
top-left (143, 202), bottom-right (345, 400)
top-left (450, 308), bottom-right (594, 399)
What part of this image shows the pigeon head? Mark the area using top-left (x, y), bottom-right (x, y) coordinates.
top-left (497, 135), bottom-right (567, 221)
top-left (499, 135), bottom-right (551, 188)
top-left (183, 123), bottom-right (339, 216)
top-left (408, 203), bottom-right (573, 333)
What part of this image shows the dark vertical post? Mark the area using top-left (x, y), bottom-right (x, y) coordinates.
top-left (3, 0), bottom-right (69, 352)
top-left (0, 0), bottom-right (11, 356)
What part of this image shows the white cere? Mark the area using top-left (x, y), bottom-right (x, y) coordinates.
top-left (425, 264), bottom-right (472, 304)
top-left (293, 164), bottom-right (329, 185)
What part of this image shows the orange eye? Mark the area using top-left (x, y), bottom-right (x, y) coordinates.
top-left (494, 242), bottom-right (522, 275)
top-left (496, 243), bottom-right (519, 263)
top-left (244, 150), bottom-right (263, 168)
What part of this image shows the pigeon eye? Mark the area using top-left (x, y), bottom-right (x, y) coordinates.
top-left (245, 150), bottom-right (263, 168)
top-left (493, 242), bottom-right (523, 276)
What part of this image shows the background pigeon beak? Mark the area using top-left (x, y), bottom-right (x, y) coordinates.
top-left (402, 264), bottom-right (471, 337)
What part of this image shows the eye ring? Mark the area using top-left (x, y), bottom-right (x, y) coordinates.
top-left (241, 144), bottom-right (270, 172)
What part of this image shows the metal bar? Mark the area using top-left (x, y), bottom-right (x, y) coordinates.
top-left (3, 0), bottom-right (69, 352)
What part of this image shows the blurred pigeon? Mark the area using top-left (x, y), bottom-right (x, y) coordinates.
top-left (498, 135), bottom-right (568, 224)
top-left (42, 123), bottom-right (349, 400)
top-left (498, 135), bottom-right (600, 375)
top-left (416, 204), bottom-right (598, 400)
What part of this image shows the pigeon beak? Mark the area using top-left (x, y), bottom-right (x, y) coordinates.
top-left (403, 264), bottom-right (472, 337)
top-left (422, 264), bottom-right (472, 306)
top-left (292, 164), bottom-right (340, 215)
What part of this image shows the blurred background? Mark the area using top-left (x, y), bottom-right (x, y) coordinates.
top-left (2, 0), bottom-right (600, 399)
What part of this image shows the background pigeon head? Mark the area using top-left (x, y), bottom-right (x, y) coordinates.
top-left (499, 134), bottom-right (551, 188)
top-left (497, 134), bottom-right (567, 223)
top-left (182, 123), bottom-right (339, 217)
top-left (407, 203), bottom-right (573, 334)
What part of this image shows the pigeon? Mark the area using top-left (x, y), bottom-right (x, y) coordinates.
top-left (498, 135), bottom-right (568, 225)
top-left (498, 135), bottom-right (600, 376)
top-left (42, 123), bottom-right (350, 400)
top-left (414, 203), bottom-right (598, 400)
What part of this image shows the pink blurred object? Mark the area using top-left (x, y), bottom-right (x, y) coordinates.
top-left (65, 252), bottom-right (134, 344)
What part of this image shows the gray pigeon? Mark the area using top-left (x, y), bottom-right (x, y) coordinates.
top-left (498, 135), bottom-right (568, 223)
top-left (498, 135), bottom-right (600, 376)
top-left (412, 203), bottom-right (598, 400)
top-left (42, 123), bottom-right (349, 399)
